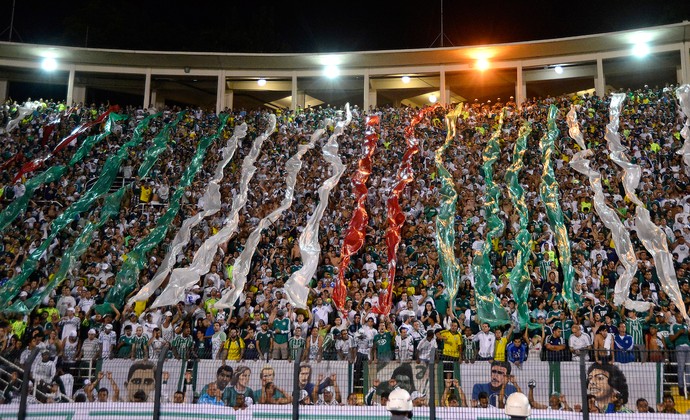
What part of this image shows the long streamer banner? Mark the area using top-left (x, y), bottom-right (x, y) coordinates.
top-left (472, 109), bottom-right (511, 326)
top-left (12, 107), bottom-right (118, 182)
top-left (504, 120), bottom-right (537, 328)
top-left (128, 122), bottom-right (248, 306)
top-left (0, 112), bottom-right (128, 234)
top-left (677, 84), bottom-right (690, 169)
top-left (285, 105), bottom-right (351, 309)
top-left (539, 104), bottom-right (577, 312)
top-left (2, 101), bottom-right (41, 134)
top-left (567, 106), bottom-right (646, 312)
top-left (434, 104), bottom-right (464, 317)
top-left (151, 115), bottom-right (276, 309)
top-left (333, 115), bottom-right (380, 313)
top-left (0, 113), bottom-right (157, 310)
top-left (374, 106), bottom-right (436, 314)
top-left (216, 124), bottom-right (327, 309)
top-left (98, 114), bottom-right (229, 313)
top-left (604, 94), bottom-right (689, 323)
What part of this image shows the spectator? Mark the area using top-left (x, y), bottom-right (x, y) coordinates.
top-left (613, 322), bottom-right (635, 363)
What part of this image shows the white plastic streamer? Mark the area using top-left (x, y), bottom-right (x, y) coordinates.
top-left (128, 122), bottom-right (248, 305)
top-left (605, 93), bottom-right (688, 322)
top-left (676, 84), bottom-right (690, 169)
top-left (567, 106), bottom-right (648, 312)
top-left (3, 101), bottom-right (42, 133)
top-left (151, 115), bottom-right (276, 308)
top-left (284, 105), bottom-right (351, 309)
top-left (216, 125), bottom-right (327, 309)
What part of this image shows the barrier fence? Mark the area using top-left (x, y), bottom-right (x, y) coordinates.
top-left (1, 347), bottom-right (689, 419)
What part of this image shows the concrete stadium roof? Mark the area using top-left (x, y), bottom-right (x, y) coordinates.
top-left (1, 21), bottom-right (689, 72)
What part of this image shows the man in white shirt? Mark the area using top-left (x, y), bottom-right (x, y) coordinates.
top-left (311, 297), bottom-right (334, 325)
top-left (473, 323), bottom-right (496, 361)
top-left (568, 324), bottom-right (591, 361)
top-left (395, 327), bottom-right (415, 362)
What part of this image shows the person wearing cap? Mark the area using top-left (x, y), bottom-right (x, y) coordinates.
top-left (99, 324), bottom-right (117, 359)
top-left (386, 388), bottom-right (414, 419)
top-left (269, 307), bottom-right (290, 360)
top-left (298, 389), bottom-right (313, 405)
top-left (62, 330), bottom-right (80, 368)
top-left (58, 307), bottom-right (80, 341)
top-left (31, 349), bottom-right (56, 388)
top-left (79, 328), bottom-right (101, 362)
top-left (316, 384), bottom-right (340, 406)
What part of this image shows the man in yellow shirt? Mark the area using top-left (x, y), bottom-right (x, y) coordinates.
top-left (493, 325), bottom-right (514, 362)
top-left (222, 328), bottom-right (245, 361)
top-left (437, 320), bottom-right (463, 378)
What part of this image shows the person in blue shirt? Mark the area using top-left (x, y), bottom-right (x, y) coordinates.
top-left (471, 360), bottom-right (522, 408)
top-left (506, 332), bottom-right (528, 369)
top-left (613, 323), bottom-right (635, 364)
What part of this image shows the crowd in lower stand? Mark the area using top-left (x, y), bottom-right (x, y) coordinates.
top-left (0, 85), bottom-right (689, 413)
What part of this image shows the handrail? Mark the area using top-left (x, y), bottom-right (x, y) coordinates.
top-left (0, 354), bottom-right (74, 404)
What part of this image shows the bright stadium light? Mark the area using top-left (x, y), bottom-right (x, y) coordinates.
top-left (554, 65), bottom-right (564, 74)
top-left (476, 58), bottom-right (490, 71)
top-left (324, 64), bottom-right (340, 79)
top-left (257, 78), bottom-right (267, 87)
top-left (41, 57), bottom-right (58, 71)
top-left (632, 42), bottom-right (649, 57)
top-left (401, 76), bottom-right (411, 84)
top-left (429, 94), bottom-right (437, 103)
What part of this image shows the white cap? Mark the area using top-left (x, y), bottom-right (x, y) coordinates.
top-left (105, 324), bottom-right (113, 330)
top-left (88, 329), bottom-right (96, 335)
top-left (164, 311), bottom-right (173, 317)
top-left (386, 388), bottom-right (413, 412)
top-left (69, 331), bottom-right (78, 337)
top-left (505, 392), bottom-right (531, 417)
top-left (67, 307), bottom-right (75, 312)
top-left (19, 291), bottom-right (28, 297)
top-left (83, 379), bottom-right (91, 385)
top-left (299, 390), bottom-right (309, 402)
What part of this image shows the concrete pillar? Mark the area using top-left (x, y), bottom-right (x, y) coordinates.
top-left (595, 56), bottom-right (605, 97)
top-left (295, 91), bottom-right (306, 108)
top-left (143, 69), bottom-right (151, 108)
top-left (0, 80), bottom-right (7, 102)
top-left (680, 42), bottom-right (689, 85)
top-left (363, 71), bottom-right (370, 112)
top-left (216, 70), bottom-right (226, 113)
top-left (291, 73), bottom-right (298, 111)
top-left (66, 67), bottom-right (76, 105)
top-left (73, 86), bottom-right (86, 104)
top-left (368, 90), bottom-right (377, 112)
top-left (225, 91), bottom-right (234, 111)
top-left (440, 68), bottom-right (447, 106)
top-left (516, 64), bottom-right (526, 108)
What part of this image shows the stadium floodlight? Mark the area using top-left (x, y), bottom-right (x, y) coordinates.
top-left (257, 78), bottom-right (267, 87)
top-left (41, 57), bottom-right (57, 71)
top-left (554, 65), bottom-right (564, 74)
top-left (402, 76), bottom-right (411, 84)
top-left (632, 42), bottom-right (649, 58)
top-left (429, 94), bottom-right (437, 103)
top-left (476, 58), bottom-right (489, 71)
top-left (324, 65), bottom-right (340, 79)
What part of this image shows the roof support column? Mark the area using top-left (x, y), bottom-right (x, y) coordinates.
top-left (291, 73), bottom-right (298, 111)
top-left (0, 80), bottom-right (6, 102)
top-left (516, 64), bottom-right (526, 109)
top-left (143, 69), bottom-right (151, 109)
top-left (216, 70), bottom-right (226, 113)
top-left (595, 55), bottom-right (605, 97)
top-left (66, 65), bottom-right (75, 106)
top-left (363, 70), bottom-right (370, 112)
top-left (440, 67), bottom-right (447, 106)
top-left (681, 42), bottom-right (689, 85)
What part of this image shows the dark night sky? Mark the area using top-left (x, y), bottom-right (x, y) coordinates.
top-left (2, 1), bottom-right (690, 53)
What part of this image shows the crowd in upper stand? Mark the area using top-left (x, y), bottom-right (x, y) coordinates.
top-left (0, 85), bottom-right (689, 412)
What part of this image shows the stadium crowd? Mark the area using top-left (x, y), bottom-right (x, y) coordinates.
top-left (0, 84), bottom-right (689, 413)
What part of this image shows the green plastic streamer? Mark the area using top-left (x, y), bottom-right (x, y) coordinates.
top-left (0, 114), bottom-right (157, 310)
top-left (539, 105), bottom-right (576, 311)
top-left (472, 109), bottom-right (511, 327)
top-left (98, 114), bottom-right (229, 313)
top-left (8, 188), bottom-right (127, 314)
top-left (434, 104), bottom-right (464, 316)
top-left (504, 121), bottom-right (538, 329)
top-left (0, 113), bottom-right (127, 233)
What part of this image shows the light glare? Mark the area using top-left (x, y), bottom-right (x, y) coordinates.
top-left (632, 42), bottom-right (649, 57)
top-left (401, 76), bottom-right (411, 84)
top-left (476, 59), bottom-right (489, 71)
top-left (554, 66), bottom-right (564, 74)
top-left (41, 57), bottom-right (57, 71)
top-left (429, 94), bottom-right (437, 104)
top-left (324, 65), bottom-right (340, 79)
top-left (257, 78), bottom-right (267, 87)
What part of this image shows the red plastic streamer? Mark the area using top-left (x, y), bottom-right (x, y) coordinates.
top-left (12, 106), bottom-right (118, 182)
top-left (333, 115), bottom-right (380, 312)
top-left (372, 106), bottom-right (438, 315)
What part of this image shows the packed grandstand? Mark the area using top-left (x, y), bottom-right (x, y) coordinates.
top-left (0, 85), bottom-right (689, 414)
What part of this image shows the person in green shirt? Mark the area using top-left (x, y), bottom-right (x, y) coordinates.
top-left (288, 326), bottom-right (306, 361)
top-left (256, 322), bottom-right (273, 360)
top-left (270, 309), bottom-right (291, 360)
top-left (131, 326), bottom-right (149, 360)
top-left (116, 325), bottom-right (134, 358)
top-left (670, 312), bottom-right (690, 391)
top-left (372, 322), bottom-right (394, 362)
top-left (434, 283), bottom-right (449, 320)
